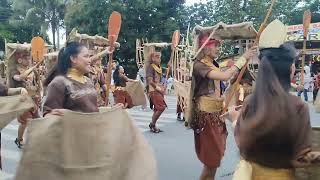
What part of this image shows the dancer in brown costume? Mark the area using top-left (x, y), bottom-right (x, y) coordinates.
top-left (11, 52), bottom-right (40, 148)
top-left (113, 65), bottom-right (138, 108)
top-left (189, 33), bottom-right (256, 180)
top-left (146, 52), bottom-right (167, 133)
top-left (43, 42), bottom-right (98, 116)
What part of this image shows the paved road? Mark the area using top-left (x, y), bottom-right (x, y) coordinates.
top-left (1, 93), bottom-right (319, 180)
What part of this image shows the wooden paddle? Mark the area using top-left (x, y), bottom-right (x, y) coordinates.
top-left (31, 36), bottom-right (45, 62)
top-left (300, 10), bottom-right (311, 86)
top-left (105, 11), bottom-right (122, 106)
top-left (166, 30), bottom-right (180, 80)
top-left (222, 0), bottom-right (277, 116)
top-left (21, 37), bottom-right (46, 78)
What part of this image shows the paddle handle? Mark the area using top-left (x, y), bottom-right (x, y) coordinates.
top-left (300, 10), bottom-right (311, 86)
top-left (105, 53), bottom-right (113, 105)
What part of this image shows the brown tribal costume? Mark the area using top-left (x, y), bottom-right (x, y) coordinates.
top-left (146, 63), bottom-right (166, 112)
top-left (7, 51), bottom-right (41, 149)
top-left (190, 56), bottom-right (227, 168)
top-left (113, 74), bottom-right (134, 109)
top-left (11, 66), bottom-right (40, 124)
top-left (43, 69), bottom-right (99, 115)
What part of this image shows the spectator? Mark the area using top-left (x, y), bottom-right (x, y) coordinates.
top-left (297, 65), bottom-right (311, 102)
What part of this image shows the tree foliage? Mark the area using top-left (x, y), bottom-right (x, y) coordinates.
top-left (65, 0), bottom-right (185, 76)
top-left (9, 0), bottom-right (65, 49)
top-left (1, 0), bottom-right (320, 74)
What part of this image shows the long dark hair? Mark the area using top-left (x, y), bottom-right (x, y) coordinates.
top-left (44, 42), bottom-right (85, 86)
top-left (113, 65), bottom-right (121, 86)
top-left (240, 42), bottom-right (298, 167)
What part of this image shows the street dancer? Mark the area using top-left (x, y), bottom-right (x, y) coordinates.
top-left (146, 52), bottom-right (167, 133)
top-left (188, 33), bottom-right (256, 180)
top-left (113, 65), bottom-right (138, 108)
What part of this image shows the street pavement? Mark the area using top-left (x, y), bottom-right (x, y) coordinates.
top-left (1, 93), bottom-right (319, 180)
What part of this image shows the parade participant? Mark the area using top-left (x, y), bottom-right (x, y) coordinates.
top-left (312, 71), bottom-right (320, 103)
top-left (188, 33), bottom-right (256, 180)
top-left (17, 44), bottom-right (157, 180)
top-left (43, 42), bottom-right (98, 115)
top-left (90, 59), bottom-right (107, 106)
top-left (230, 20), bottom-right (320, 179)
top-left (11, 51), bottom-right (41, 149)
top-left (112, 65), bottom-right (137, 108)
top-left (146, 52), bottom-right (167, 133)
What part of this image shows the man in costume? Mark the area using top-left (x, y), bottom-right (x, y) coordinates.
top-left (9, 50), bottom-right (41, 148)
top-left (146, 52), bottom-right (166, 133)
top-left (187, 33), bottom-right (255, 180)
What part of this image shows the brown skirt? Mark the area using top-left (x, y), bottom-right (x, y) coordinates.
top-left (113, 89), bottom-right (134, 109)
top-left (191, 110), bottom-right (227, 168)
top-left (149, 91), bottom-right (167, 112)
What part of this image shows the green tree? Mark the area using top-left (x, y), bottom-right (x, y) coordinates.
top-left (289, 0), bottom-right (320, 24)
top-left (0, 0), bottom-right (14, 50)
top-left (0, 0), bottom-right (37, 50)
top-left (10, 0), bottom-right (66, 50)
top-left (65, 0), bottom-right (185, 77)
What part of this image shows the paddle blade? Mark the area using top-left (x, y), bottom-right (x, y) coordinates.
top-left (172, 30), bottom-right (180, 48)
top-left (31, 36), bottom-right (45, 62)
top-left (303, 10), bottom-right (311, 37)
top-left (108, 11), bottom-right (122, 44)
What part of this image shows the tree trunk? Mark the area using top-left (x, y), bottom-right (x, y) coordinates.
top-left (57, 23), bottom-right (60, 49)
top-left (51, 10), bottom-right (57, 51)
